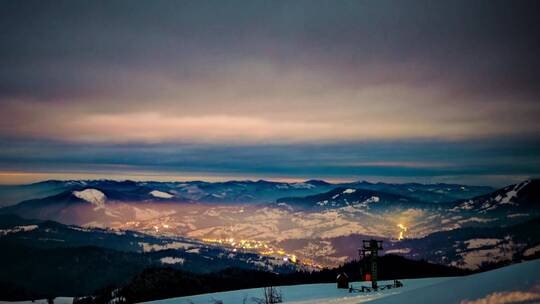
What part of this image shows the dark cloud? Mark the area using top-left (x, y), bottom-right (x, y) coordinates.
top-left (1, 0), bottom-right (539, 101)
top-left (1, 0), bottom-right (539, 184)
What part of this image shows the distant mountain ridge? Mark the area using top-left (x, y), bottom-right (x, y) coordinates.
top-left (0, 179), bottom-right (494, 208)
top-left (0, 180), bottom-right (535, 243)
top-left (276, 187), bottom-right (431, 211)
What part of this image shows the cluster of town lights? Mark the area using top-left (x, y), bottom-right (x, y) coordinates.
top-left (202, 237), bottom-right (297, 263)
top-left (152, 223), bottom-right (170, 233)
top-left (397, 223), bottom-right (407, 240)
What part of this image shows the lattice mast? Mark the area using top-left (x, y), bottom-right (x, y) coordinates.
top-left (360, 239), bottom-right (383, 289)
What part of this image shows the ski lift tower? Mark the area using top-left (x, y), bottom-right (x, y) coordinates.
top-left (350, 239), bottom-right (402, 293)
top-left (360, 239), bottom-right (383, 290)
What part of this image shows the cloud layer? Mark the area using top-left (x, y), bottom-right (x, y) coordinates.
top-left (1, 0), bottom-right (539, 143)
top-left (0, 0), bottom-right (539, 183)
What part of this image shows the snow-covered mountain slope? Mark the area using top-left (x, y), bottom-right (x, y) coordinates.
top-left (145, 259), bottom-right (540, 304)
top-left (449, 179), bottom-right (539, 215)
top-left (425, 179), bottom-right (540, 232)
top-left (144, 277), bottom-right (453, 304)
top-left (276, 187), bottom-right (431, 211)
top-left (73, 188), bottom-right (106, 209)
top-left (150, 190), bottom-right (174, 199)
top-left (339, 181), bottom-right (494, 204)
top-left (385, 216), bottom-right (540, 269)
top-left (368, 258), bottom-right (540, 304)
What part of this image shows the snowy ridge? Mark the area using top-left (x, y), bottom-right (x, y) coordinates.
top-left (450, 179), bottom-right (535, 213)
top-left (73, 189), bottom-right (106, 209)
top-left (145, 277), bottom-right (452, 304)
top-left (160, 257), bottom-right (185, 265)
top-left (0, 224), bottom-right (38, 236)
top-left (496, 179), bottom-right (530, 205)
top-left (149, 190), bottom-right (174, 199)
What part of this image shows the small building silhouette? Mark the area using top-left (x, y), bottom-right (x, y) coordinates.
top-left (337, 273), bottom-right (349, 289)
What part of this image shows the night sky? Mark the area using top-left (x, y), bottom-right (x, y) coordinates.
top-left (1, 0), bottom-right (539, 185)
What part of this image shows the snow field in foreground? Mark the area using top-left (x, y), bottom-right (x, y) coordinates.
top-left (147, 259), bottom-right (540, 304)
top-left (369, 258), bottom-right (540, 304)
top-left (146, 277), bottom-right (453, 304)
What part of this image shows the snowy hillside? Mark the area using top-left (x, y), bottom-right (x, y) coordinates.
top-left (369, 258), bottom-right (540, 304)
top-left (73, 189), bottom-right (106, 209)
top-left (145, 277), bottom-right (452, 304)
top-left (145, 259), bottom-right (540, 304)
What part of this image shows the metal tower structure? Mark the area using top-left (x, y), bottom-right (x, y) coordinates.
top-left (360, 239), bottom-right (383, 289)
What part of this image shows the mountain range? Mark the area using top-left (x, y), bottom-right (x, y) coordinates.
top-left (0, 179), bottom-right (494, 208)
top-left (0, 179), bottom-right (538, 271)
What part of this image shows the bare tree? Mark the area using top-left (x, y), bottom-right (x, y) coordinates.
top-left (251, 286), bottom-right (283, 304)
top-left (263, 286), bottom-right (282, 304)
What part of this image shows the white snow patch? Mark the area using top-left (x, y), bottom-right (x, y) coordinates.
top-left (160, 257), bottom-right (185, 265)
top-left (459, 247), bottom-right (512, 269)
top-left (343, 188), bottom-right (356, 194)
top-left (464, 238), bottom-right (500, 249)
top-left (186, 248), bottom-right (201, 254)
top-left (316, 200), bottom-right (329, 206)
top-left (353, 196), bottom-right (380, 209)
top-left (277, 202), bottom-right (294, 211)
top-left (450, 200), bottom-right (475, 212)
top-left (385, 248), bottom-right (411, 254)
top-left (150, 190), bottom-right (174, 199)
top-left (73, 189), bottom-right (106, 209)
top-left (0, 225), bottom-right (38, 236)
top-left (496, 180), bottom-right (530, 205)
top-left (139, 242), bottom-right (196, 252)
top-left (68, 226), bottom-right (93, 232)
top-left (457, 217), bottom-right (496, 224)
